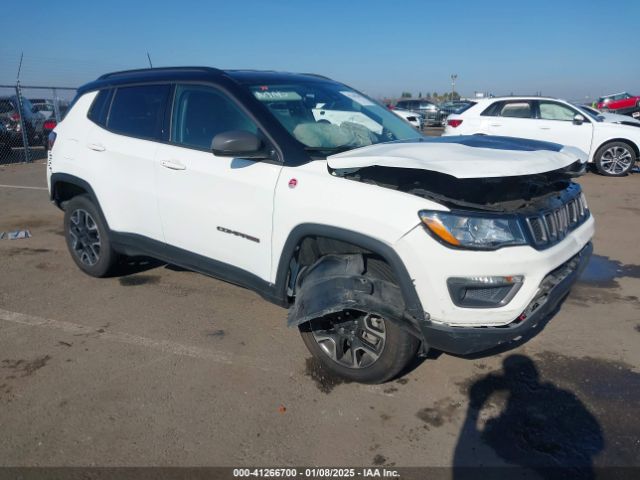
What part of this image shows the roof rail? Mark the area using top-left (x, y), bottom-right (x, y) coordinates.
top-left (299, 72), bottom-right (331, 80)
top-left (98, 66), bottom-right (224, 80)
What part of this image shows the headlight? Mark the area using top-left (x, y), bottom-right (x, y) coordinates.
top-left (418, 210), bottom-right (527, 250)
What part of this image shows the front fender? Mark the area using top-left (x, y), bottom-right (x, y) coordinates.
top-left (287, 254), bottom-right (418, 337)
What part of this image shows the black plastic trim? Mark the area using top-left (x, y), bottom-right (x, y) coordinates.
top-left (50, 173), bottom-right (104, 214)
top-left (275, 224), bottom-right (426, 321)
top-left (109, 232), bottom-right (281, 305)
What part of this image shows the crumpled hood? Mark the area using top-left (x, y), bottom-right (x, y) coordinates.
top-left (327, 136), bottom-right (588, 178)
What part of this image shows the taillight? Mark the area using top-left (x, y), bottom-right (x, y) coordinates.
top-left (47, 132), bottom-right (57, 151)
top-left (44, 119), bottom-right (57, 130)
top-left (447, 119), bottom-right (463, 128)
top-left (10, 112), bottom-right (20, 121)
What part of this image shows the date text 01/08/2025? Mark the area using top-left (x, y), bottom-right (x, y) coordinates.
top-left (232, 468), bottom-right (400, 478)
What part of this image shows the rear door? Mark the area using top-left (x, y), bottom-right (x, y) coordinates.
top-left (484, 100), bottom-right (536, 138)
top-left (155, 83), bottom-right (282, 281)
top-left (85, 84), bottom-right (171, 241)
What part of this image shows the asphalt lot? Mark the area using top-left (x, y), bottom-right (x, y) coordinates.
top-left (0, 155), bottom-right (639, 472)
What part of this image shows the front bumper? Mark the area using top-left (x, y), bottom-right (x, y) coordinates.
top-left (419, 242), bottom-right (592, 355)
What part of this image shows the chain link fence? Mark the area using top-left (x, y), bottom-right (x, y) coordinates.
top-left (0, 84), bottom-right (76, 165)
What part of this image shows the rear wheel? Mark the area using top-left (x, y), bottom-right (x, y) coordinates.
top-left (64, 195), bottom-right (117, 277)
top-left (594, 141), bottom-right (636, 176)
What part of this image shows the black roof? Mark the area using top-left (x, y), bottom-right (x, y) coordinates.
top-left (79, 67), bottom-right (334, 94)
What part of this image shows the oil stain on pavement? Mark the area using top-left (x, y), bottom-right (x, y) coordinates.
top-left (304, 357), bottom-right (352, 394)
top-left (578, 254), bottom-right (640, 288)
top-left (569, 254), bottom-right (640, 307)
top-left (416, 397), bottom-right (462, 429)
top-left (453, 352), bottom-right (640, 476)
top-left (2, 355), bottom-right (51, 377)
top-left (118, 275), bottom-right (161, 286)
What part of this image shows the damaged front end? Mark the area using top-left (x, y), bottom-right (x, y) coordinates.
top-left (327, 135), bottom-right (588, 213)
top-left (332, 158), bottom-right (586, 214)
top-left (290, 137), bottom-right (591, 361)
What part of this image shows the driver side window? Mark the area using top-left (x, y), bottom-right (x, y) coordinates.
top-left (539, 101), bottom-right (578, 122)
top-left (171, 85), bottom-right (258, 150)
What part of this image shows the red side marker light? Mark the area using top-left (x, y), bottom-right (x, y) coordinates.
top-left (288, 178), bottom-right (298, 189)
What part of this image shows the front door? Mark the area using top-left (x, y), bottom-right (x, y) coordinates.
top-left (155, 84), bottom-right (282, 282)
top-left (528, 100), bottom-right (593, 154)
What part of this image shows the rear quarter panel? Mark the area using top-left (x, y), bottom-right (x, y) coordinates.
top-left (48, 91), bottom-right (97, 186)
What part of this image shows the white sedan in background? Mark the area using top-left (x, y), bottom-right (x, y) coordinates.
top-left (443, 96), bottom-right (640, 176)
top-left (391, 108), bottom-right (423, 130)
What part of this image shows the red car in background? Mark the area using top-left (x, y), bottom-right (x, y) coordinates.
top-left (597, 92), bottom-right (640, 114)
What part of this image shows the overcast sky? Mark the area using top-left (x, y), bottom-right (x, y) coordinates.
top-left (2, 0), bottom-right (639, 101)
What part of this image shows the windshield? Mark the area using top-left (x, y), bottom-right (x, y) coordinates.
top-left (250, 82), bottom-right (421, 153)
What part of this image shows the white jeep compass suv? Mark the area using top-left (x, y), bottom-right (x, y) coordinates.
top-left (47, 67), bottom-right (594, 383)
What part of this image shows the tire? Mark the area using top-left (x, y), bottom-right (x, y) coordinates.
top-left (63, 195), bottom-right (117, 277)
top-left (298, 257), bottom-right (420, 384)
top-left (594, 141), bottom-right (636, 177)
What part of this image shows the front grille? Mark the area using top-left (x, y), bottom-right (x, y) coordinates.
top-left (525, 193), bottom-right (589, 248)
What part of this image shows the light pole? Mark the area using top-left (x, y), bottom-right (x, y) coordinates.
top-left (450, 74), bottom-right (458, 100)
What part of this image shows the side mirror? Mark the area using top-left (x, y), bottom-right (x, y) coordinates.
top-left (211, 130), bottom-right (267, 158)
top-left (573, 114), bottom-right (585, 125)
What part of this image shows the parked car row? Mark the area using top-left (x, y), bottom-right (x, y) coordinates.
top-left (390, 108), bottom-right (423, 129)
top-left (443, 96), bottom-right (640, 176)
top-left (0, 96), bottom-right (45, 152)
top-left (388, 99), bottom-right (476, 128)
top-left (0, 97), bottom-right (70, 153)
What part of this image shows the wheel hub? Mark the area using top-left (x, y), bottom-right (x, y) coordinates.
top-left (311, 311), bottom-right (386, 369)
top-left (69, 209), bottom-right (101, 266)
top-left (601, 146), bottom-right (633, 175)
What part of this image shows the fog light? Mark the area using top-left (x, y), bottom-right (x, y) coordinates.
top-left (448, 275), bottom-right (523, 308)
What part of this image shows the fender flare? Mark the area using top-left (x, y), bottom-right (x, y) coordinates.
top-left (286, 254), bottom-right (422, 337)
top-left (593, 137), bottom-right (640, 161)
top-left (50, 173), bottom-right (111, 230)
top-left (274, 224), bottom-right (426, 322)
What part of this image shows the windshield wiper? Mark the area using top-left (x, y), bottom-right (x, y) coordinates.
top-left (303, 145), bottom-right (356, 154)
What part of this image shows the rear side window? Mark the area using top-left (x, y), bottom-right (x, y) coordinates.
top-left (107, 84), bottom-right (171, 140)
top-left (483, 101), bottom-right (532, 118)
top-left (87, 89), bottom-right (113, 127)
top-left (500, 102), bottom-right (532, 118)
top-left (0, 100), bottom-right (14, 114)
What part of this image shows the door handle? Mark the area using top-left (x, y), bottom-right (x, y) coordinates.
top-left (161, 160), bottom-right (186, 171)
top-left (88, 143), bottom-right (105, 152)
top-left (490, 123), bottom-right (502, 127)
top-left (539, 127), bottom-right (551, 130)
